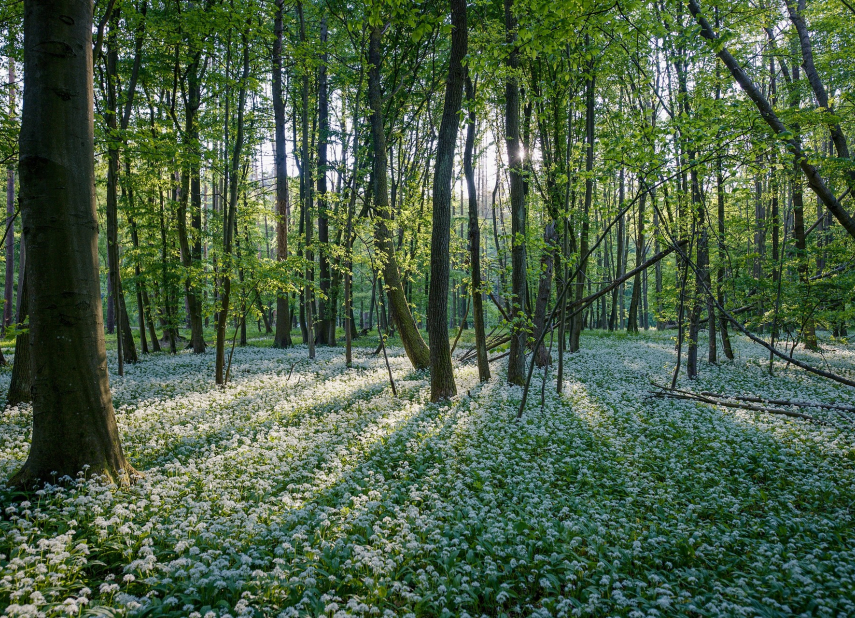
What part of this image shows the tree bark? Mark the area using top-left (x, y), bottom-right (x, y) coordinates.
top-left (504, 0), bottom-right (527, 384)
top-left (368, 23), bottom-right (430, 370)
top-left (7, 248), bottom-right (30, 407)
top-left (464, 72), bottom-right (490, 383)
top-left (272, 0), bottom-right (292, 349)
top-left (215, 30), bottom-right (250, 385)
top-left (428, 0), bottom-right (467, 401)
top-left (316, 17), bottom-right (335, 346)
top-left (297, 1), bottom-right (315, 359)
top-left (12, 0), bottom-right (136, 486)
top-left (4, 56), bottom-right (14, 335)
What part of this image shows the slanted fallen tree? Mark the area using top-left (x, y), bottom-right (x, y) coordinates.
top-left (649, 382), bottom-right (845, 428)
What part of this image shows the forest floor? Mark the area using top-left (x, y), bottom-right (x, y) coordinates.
top-left (1, 330), bottom-right (855, 617)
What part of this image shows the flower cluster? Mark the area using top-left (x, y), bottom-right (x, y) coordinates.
top-left (1, 332), bottom-right (854, 617)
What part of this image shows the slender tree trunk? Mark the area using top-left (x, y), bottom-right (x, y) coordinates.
top-left (610, 173), bottom-right (624, 330)
top-left (570, 55), bottom-right (594, 353)
top-left (504, 0), bottom-right (527, 384)
top-left (368, 24), bottom-right (430, 370)
top-left (12, 0), bottom-right (136, 486)
top-left (789, 60), bottom-right (817, 350)
top-left (297, 1), bottom-right (315, 359)
top-left (464, 73), bottom-right (490, 383)
top-left (4, 54), bottom-right (14, 334)
top-left (316, 18), bottom-right (335, 346)
top-left (272, 0), bottom-right (292, 348)
top-left (105, 16), bottom-right (137, 367)
top-left (7, 246), bottom-right (30, 407)
top-left (216, 30), bottom-right (250, 385)
top-left (627, 189), bottom-right (646, 333)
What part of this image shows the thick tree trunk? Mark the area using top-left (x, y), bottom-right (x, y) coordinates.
top-left (11, 0), bottom-right (136, 486)
top-left (428, 0), bottom-right (467, 401)
top-left (368, 24), bottom-right (430, 371)
top-left (504, 0), bottom-right (527, 384)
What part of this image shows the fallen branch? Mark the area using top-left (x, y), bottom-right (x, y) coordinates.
top-left (699, 391), bottom-right (855, 415)
top-left (650, 383), bottom-right (838, 427)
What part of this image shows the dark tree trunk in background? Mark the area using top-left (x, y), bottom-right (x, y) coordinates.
top-left (104, 16), bottom-right (138, 368)
top-left (368, 24), bottom-right (430, 370)
top-left (11, 0), bottom-right (136, 486)
top-left (609, 172), bottom-right (624, 331)
top-left (215, 32), bottom-right (250, 384)
top-left (504, 0), bottom-right (527, 385)
top-left (7, 247), bottom-right (30, 407)
top-left (175, 44), bottom-right (206, 354)
top-left (627, 190), bottom-right (646, 333)
top-left (4, 54), bottom-right (14, 335)
top-left (317, 18), bottom-right (335, 346)
top-left (570, 57), bottom-right (594, 353)
top-left (272, 0), bottom-right (292, 349)
top-left (297, 1), bottom-right (315, 359)
top-left (428, 0), bottom-right (467, 401)
top-left (464, 73), bottom-right (490, 383)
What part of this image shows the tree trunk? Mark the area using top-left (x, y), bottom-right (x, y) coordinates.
top-left (215, 30), bottom-right (250, 385)
top-left (4, 54), bottom-right (14, 335)
top-left (609, 172), bottom-right (624, 331)
top-left (464, 73), bottom-right (490, 383)
top-left (570, 57), bottom-right (594, 353)
top-left (105, 16), bottom-right (137, 367)
top-left (428, 0), bottom-right (467, 401)
top-left (12, 0), bottom-right (136, 486)
top-left (316, 17), bottom-right (335, 346)
top-left (272, 0), bottom-right (292, 348)
top-left (7, 251), bottom-right (30, 407)
top-left (627, 189), bottom-right (646, 333)
top-left (368, 24), bottom-right (430, 370)
top-left (504, 0), bottom-right (527, 384)
top-left (297, 1), bottom-right (315, 359)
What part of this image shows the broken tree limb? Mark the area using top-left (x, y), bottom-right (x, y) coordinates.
top-left (687, 0), bottom-right (855, 240)
top-left (699, 391), bottom-right (855, 415)
top-left (650, 382), bottom-right (839, 427)
top-left (564, 240), bottom-right (689, 315)
top-left (648, 193), bottom-right (855, 390)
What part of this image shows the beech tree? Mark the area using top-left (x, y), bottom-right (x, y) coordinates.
top-left (11, 0), bottom-right (136, 486)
